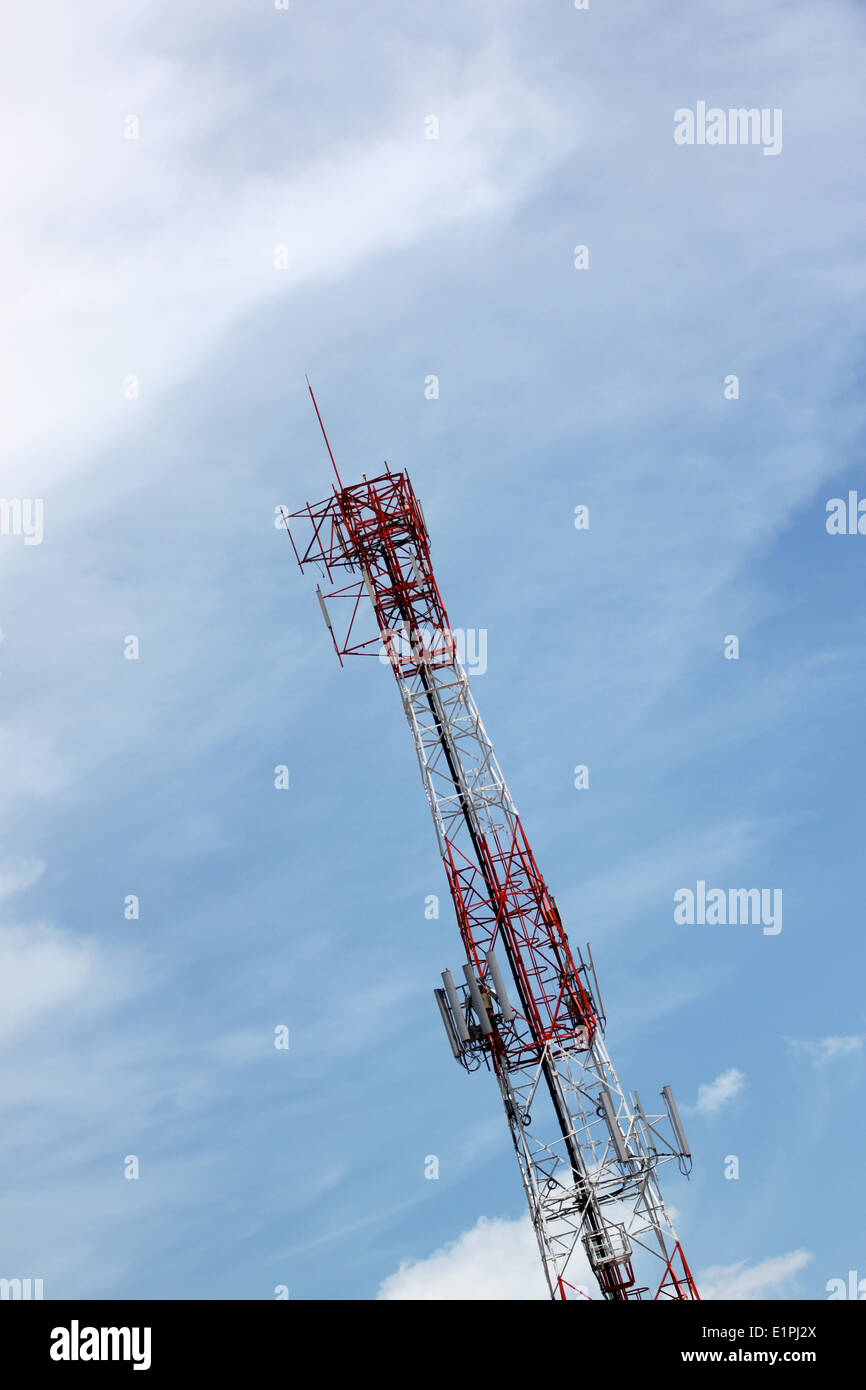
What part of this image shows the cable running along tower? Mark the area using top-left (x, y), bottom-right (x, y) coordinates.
top-left (284, 385), bottom-right (699, 1302)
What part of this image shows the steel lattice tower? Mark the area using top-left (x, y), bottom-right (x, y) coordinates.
top-left (284, 386), bottom-right (700, 1302)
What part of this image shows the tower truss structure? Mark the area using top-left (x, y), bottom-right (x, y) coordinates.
top-left (285, 392), bottom-right (699, 1302)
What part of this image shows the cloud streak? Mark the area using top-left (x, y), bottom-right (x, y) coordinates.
top-left (699, 1250), bottom-right (812, 1301)
top-left (686, 1068), bottom-right (747, 1118)
top-left (786, 1036), bottom-right (864, 1065)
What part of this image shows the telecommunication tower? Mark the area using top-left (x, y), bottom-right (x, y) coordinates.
top-left (284, 384), bottom-right (699, 1302)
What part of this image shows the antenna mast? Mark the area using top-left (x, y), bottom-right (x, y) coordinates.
top-left (284, 392), bottom-right (699, 1301)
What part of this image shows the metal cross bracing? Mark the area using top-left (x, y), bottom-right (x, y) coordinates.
top-left (285, 387), bottom-right (700, 1303)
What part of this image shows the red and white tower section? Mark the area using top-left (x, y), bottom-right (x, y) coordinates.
top-left (285, 396), bottom-right (699, 1302)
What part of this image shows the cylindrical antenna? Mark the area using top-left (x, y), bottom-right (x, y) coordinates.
top-left (361, 566), bottom-right (377, 609)
top-left (661, 1085), bottom-right (691, 1158)
top-left (315, 584), bottom-right (343, 666)
top-left (585, 939), bottom-right (606, 1023)
top-left (316, 585), bottom-right (334, 632)
top-left (441, 970), bottom-right (469, 1042)
top-left (485, 948), bottom-right (515, 1022)
top-left (434, 989), bottom-right (463, 1059)
top-left (599, 1087), bottom-right (631, 1163)
top-left (633, 1090), bottom-right (650, 1126)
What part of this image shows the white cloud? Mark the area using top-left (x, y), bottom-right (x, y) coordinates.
top-left (687, 1068), bottom-right (746, 1118)
top-left (382, 1213), bottom-right (808, 1303)
top-left (0, 859), bottom-right (45, 900)
top-left (786, 1035), bottom-right (864, 1064)
top-left (699, 1250), bottom-right (812, 1300)
top-left (378, 1215), bottom-right (552, 1300)
top-left (0, 9), bottom-right (575, 495)
top-left (0, 922), bottom-right (101, 1044)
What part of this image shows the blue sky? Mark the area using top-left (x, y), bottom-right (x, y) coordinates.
top-left (1, 0), bottom-right (864, 1300)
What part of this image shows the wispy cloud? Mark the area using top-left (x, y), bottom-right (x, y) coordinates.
top-left (786, 1035), bottom-right (865, 1065)
top-left (686, 1068), bottom-right (746, 1118)
top-left (0, 921), bottom-right (105, 1046)
top-left (699, 1250), bottom-right (812, 1300)
top-left (0, 12), bottom-right (576, 494)
top-left (0, 859), bottom-right (45, 900)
